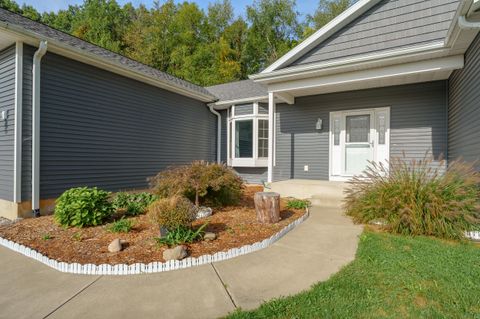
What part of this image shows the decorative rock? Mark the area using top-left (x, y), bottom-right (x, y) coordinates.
top-left (159, 226), bottom-right (169, 238)
top-left (163, 245), bottom-right (188, 261)
top-left (203, 232), bottom-right (216, 241)
top-left (196, 207), bottom-right (212, 219)
top-left (108, 239), bottom-right (122, 253)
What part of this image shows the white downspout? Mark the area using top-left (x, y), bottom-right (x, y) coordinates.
top-left (32, 41), bottom-right (47, 216)
top-left (208, 105), bottom-right (222, 163)
top-left (267, 92), bottom-right (275, 183)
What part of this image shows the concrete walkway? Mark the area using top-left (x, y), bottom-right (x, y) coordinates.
top-left (0, 205), bottom-right (362, 319)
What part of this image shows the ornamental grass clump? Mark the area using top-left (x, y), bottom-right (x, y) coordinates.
top-left (149, 161), bottom-right (244, 207)
top-left (148, 196), bottom-right (197, 230)
top-left (344, 156), bottom-right (480, 240)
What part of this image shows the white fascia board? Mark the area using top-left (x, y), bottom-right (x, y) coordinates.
top-left (268, 55), bottom-right (464, 94)
top-left (445, 0), bottom-right (473, 47)
top-left (274, 92), bottom-right (295, 105)
top-left (251, 42), bottom-right (447, 83)
top-left (212, 95), bottom-right (269, 107)
top-left (0, 24), bottom-right (215, 103)
top-left (261, 0), bottom-right (382, 73)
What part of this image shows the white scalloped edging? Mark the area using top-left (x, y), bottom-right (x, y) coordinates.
top-left (465, 231), bottom-right (480, 241)
top-left (0, 209), bottom-right (309, 275)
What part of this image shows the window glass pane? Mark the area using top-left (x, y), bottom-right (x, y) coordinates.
top-left (258, 119), bottom-right (269, 158)
top-left (377, 114), bottom-right (386, 145)
top-left (235, 120), bottom-right (253, 158)
top-left (333, 118), bottom-right (340, 146)
top-left (346, 115), bottom-right (370, 143)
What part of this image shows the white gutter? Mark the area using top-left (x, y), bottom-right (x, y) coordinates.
top-left (13, 41), bottom-right (23, 203)
top-left (208, 105), bottom-right (222, 163)
top-left (458, 15), bottom-right (480, 29)
top-left (32, 40), bottom-right (47, 216)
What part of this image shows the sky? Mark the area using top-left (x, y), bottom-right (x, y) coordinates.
top-left (19, 0), bottom-right (318, 19)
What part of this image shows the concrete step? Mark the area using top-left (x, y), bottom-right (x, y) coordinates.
top-left (268, 179), bottom-right (347, 203)
top-left (309, 194), bottom-right (345, 208)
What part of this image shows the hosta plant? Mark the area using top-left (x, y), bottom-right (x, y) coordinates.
top-left (54, 187), bottom-right (114, 227)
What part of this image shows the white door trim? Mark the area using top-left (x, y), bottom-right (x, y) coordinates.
top-left (329, 107), bottom-right (390, 181)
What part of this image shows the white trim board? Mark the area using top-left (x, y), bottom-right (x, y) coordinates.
top-left (13, 41), bottom-right (23, 203)
top-left (267, 55), bottom-right (464, 96)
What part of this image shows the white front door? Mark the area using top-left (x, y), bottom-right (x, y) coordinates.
top-left (330, 107), bottom-right (390, 181)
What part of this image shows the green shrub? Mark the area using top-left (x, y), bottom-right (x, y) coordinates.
top-left (344, 156), bottom-right (480, 240)
top-left (107, 218), bottom-right (133, 233)
top-left (148, 196), bottom-right (197, 230)
top-left (155, 223), bottom-right (208, 247)
top-left (149, 161), bottom-right (244, 207)
top-left (112, 192), bottom-right (158, 216)
top-left (54, 187), bottom-right (114, 227)
top-left (286, 199), bottom-right (310, 210)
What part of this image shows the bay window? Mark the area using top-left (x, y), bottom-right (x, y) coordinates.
top-left (228, 103), bottom-right (269, 167)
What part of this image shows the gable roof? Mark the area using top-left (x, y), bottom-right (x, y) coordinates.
top-left (0, 8), bottom-right (216, 102)
top-left (261, 0), bottom-right (460, 74)
top-left (206, 80), bottom-right (268, 103)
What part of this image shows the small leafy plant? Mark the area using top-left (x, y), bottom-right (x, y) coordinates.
top-left (286, 199), bottom-right (310, 210)
top-left (112, 192), bottom-right (158, 216)
top-left (155, 223), bottom-right (208, 247)
top-left (54, 187), bottom-right (114, 227)
top-left (344, 156), bottom-right (480, 240)
top-left (41, 233), bottom-right (52, 240)
top-left (107, 218), bottom-right (134, 233)
top-left (71, 231), bottom-right (83, 241)
top-left (148, 196), bottom-right (197, 230)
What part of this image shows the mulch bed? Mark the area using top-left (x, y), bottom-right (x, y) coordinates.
top-left (0, 186), bottom-right (306, 265)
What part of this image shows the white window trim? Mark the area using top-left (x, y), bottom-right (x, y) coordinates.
top-left (229, 102), bottom-right (269, 168)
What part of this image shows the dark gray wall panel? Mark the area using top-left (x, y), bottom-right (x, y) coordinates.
top-left (36, 51), bottom-right (215, 199)
top-left (0, 45), bottom-right (16, 201)
top-left (448, 33), bottom-right (480, 170)
top-left (21, 45), bottom-right (33, 201)
top-left (234, 167), bottom-right (267, 185)
top-left (274, 81), bottom-right (448, 181)
top-left (290, 0), bottom-right (459, 67)
top-left (233, 104), bottom-right (253, 116)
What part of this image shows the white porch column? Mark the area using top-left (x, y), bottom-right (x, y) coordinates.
top-left (268, 92), bottom-right (275, 183)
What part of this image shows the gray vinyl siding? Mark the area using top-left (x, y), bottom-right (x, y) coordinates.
top-left (21, 45), bottom-right (33, 201)
top-left (23, 49), bottom-right (216, 199)
top-left (290, 0), bottom-right (459, 67)
top-left (448, 33), bottom-right (480, 170)
top-left (233, 104), bottom-right (253, 116)
top-left (234, 167), bottom-right (268, 185)
top-left (258, 103), bottom-right (268, 115)
top-left (0, 45), bottom-right (16, 201)
top-left (274, 81), bottom-right (447, 181)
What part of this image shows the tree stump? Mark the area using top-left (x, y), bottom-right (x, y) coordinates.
top-left (254, 192), bottom-right (281, 224)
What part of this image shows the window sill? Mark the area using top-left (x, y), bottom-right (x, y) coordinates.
top-left (231, 158), bottom-right (268, 167)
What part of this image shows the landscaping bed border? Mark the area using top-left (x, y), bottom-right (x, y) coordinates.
top-left (0, 209), bottom-right (309, 275)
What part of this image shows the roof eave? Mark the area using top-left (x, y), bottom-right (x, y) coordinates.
top-left (0, 21), bottom-right (216, 103)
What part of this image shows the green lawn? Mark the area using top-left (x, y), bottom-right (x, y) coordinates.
top-left (227, 231), bottom-right (480, 319)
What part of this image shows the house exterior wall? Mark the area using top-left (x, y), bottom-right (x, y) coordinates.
top-left (273, 81), bottom-right (448, 181)
top-left (289, 0), bottom-right (459, 67)
top-left (0, 45), bottom-right (16, 201)
top-left (448, 33), bottom-right (480, 169)
top-left (21, 46), bottom-right (216, 200)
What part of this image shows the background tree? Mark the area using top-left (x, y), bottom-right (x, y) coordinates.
top-left (304, 0), bottom-right (354, 38)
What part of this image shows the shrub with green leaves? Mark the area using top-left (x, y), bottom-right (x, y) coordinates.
top-left (149, 161), bottom-right (244, 207)
top-left (155, 223), bottom-right (208, 247)
top-left (107, 218), bottom-right (133, 233)
top-left (344, 156), bottom-right (480, 240)
top-left (112, 192), bottom-right (158, 216)
top-left (286, 199), bottom-right (310, 210)
top-left (148, 196), bottom-right (196, 230)
top-left (54, 187), bottom-right (114, 227)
